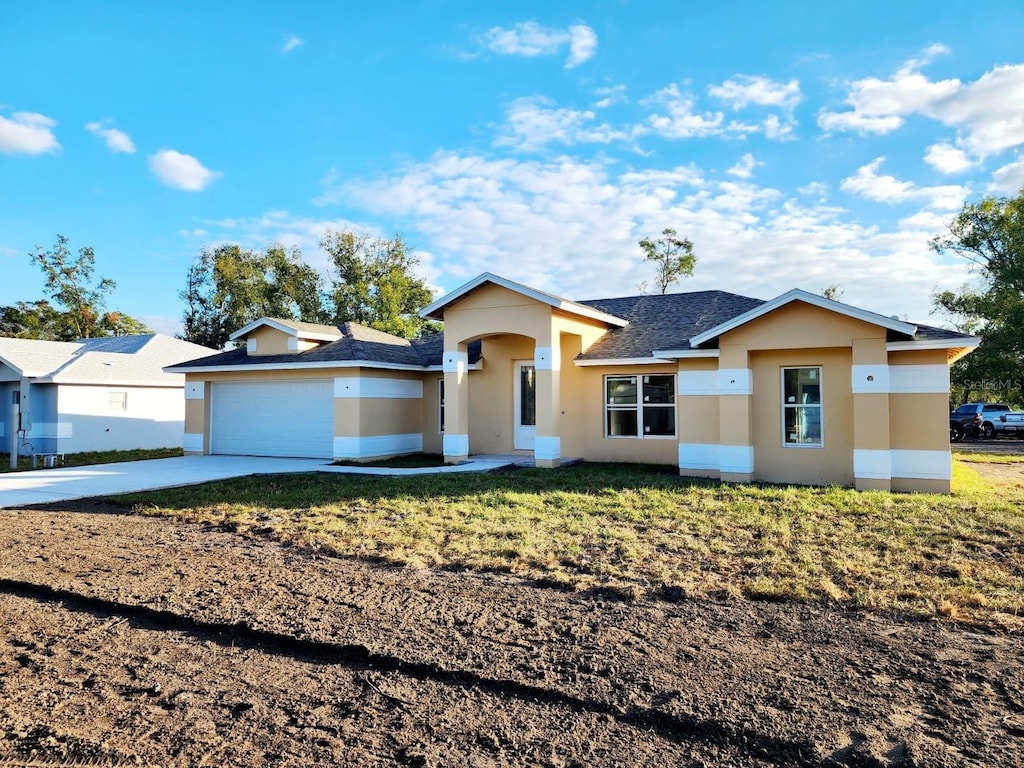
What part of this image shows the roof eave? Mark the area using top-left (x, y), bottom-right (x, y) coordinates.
top-left (419, 272), bottom-right (629, 327)
top-left (688, 289), bottom-right (919, 348)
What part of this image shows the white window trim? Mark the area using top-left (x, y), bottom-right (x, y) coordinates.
top-left (438, 378), bottom-right (445, 434)
top-left (604, 374), bottom-right (677, 439)
top-left (781, 366), bottom-right (823, 449)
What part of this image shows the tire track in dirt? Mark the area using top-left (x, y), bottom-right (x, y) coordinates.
top-left (0, 577), bottom-right (822, 766)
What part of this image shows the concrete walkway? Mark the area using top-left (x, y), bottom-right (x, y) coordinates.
top-left (0, 455), bottom-right (516, 509)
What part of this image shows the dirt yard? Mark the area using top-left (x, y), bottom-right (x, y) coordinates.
top-left (2, 494), bottom-right (1023, 767)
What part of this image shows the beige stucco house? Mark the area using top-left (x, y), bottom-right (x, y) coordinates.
top-left (167, 273), bottom-right (979, 493)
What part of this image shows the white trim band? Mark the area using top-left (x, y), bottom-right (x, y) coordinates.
top-left (183, 433), bottom-right (204, 453)
top-left (334, 377), bottom-right (423, 399)
top-left (27, 422), bottom-right (73, 439)
top-left (678, 443), bottom-right (719, 471)
top-left (534, 347), bottom-right (560, 371)
top-left (720, 445), bottom-right (754, 474)
top-left (333, 433), bottom-right (423, 460)
top-left (443, 433), bottom-right (470, 457)
top-left (718, 368), bottom-right (752, 396)
top-left (678, 370), bottom-right (719, 396)
top-left (185, 382), bottom-right (205, 400)
top-left (892, 449), bottom-right (952, 480)
top-left (442, 351), bottom-right (468, 374)
top-left (890, 364), bottom-right (950, 394)
top-left (246, 339), bottom-right (258, 354)
top-left (853, 449), bottom-right (891, 480)
top-left (851, 365), bottom-right (890, 395)
top-left (534, 436), bottom-right (561, 461)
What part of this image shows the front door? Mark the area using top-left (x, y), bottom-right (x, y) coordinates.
top-left (513, 361), bottom-right (536, 450)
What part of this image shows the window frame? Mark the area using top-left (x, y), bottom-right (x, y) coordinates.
top-left (780, 366), bottom-right (823, 448)
top-left (603, 374), bottom-right (676, 440)
top-left (108, 390), bottom-right (128, 412)
top-left (438, 378), bottom-right (445, 434)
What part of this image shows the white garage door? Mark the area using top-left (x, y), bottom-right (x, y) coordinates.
top-left (211, 380), bottom-right (334, 458)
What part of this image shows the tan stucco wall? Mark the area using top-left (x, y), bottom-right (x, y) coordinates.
top-left (244, 327), bottom-right (323, 355)
top-left (888, 349), bottom-right (948, 366)
top-left (466, 335), bottom-right (535, 454)
top-left (335, 398), bottom-right (423, 438)
top-left (889, 393), bottom-right (949, 451)
top-left (443, 284), bottom-right (555, 346)
top-left (750, 347), bottom-right (855, 486)
top-left (560, 364), bottom-right (679, 465)
top-left (722, 301), bottom-right (887, 350)
top-left (422, 376), bottom-right (444, 454)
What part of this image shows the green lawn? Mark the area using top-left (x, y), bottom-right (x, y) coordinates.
top-left (119, 459), bottom-right (1024, 631)
top-left (0, 447), bottom-right (183, 473)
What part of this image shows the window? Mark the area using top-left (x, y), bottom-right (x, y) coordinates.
top-left (782, 367), bottom-right (821, 447)
top-left (109, 391), bottom-right (128, 412)
top-left (605, 375), bottom-right (675, 438)
top-left (438, 379), bottom-right (445, 433)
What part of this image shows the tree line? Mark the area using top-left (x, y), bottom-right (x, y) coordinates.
top-left (2, 196), bottom-right (1021, 410)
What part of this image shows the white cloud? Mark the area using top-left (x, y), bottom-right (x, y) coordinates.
top-left (642, 84), bottom-right (727, 139)
top-left (709, 75), bottom-right (802, 110)
top-left (593, 84), bottom-right (627, 109)
top-left (839, 157), bottom-right (967, 209)
top-left (726, 153), bottom-right (759, 179)
top-left (149, 149), bottom-right (222, 191)
top-left (345, 151), bottom-right (969, 322)
top-left (566, 24), bottom-right (598, 68)
top-left (0, 111), bottom-right (60, 155)
top-left (282, 34), bottom-right (303, 54)
top-left (481, 21), bottom-right (598, 68)
top-left (85, 120), bottom-right (136, 154)
top-left (493, 96), bottom-right (631, 151)
top-left (923, 142), bottom-right (976, 174)
top-left (763, 114), bottom-right (796, 141)
top-left (819, 46), bottom-right (1024, 159)
top-left (990, 156), bottom-right (1024, 194)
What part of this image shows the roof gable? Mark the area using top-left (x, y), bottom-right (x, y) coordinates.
top-left (687, 289), bottom-right (918, 348)
top-left (229, 317), bottom-right (344, 342)
top-left (420, 272), bottom-right (628, 328)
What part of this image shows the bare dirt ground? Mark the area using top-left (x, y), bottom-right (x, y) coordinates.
top-left (2, 496), bottom-right (1023, 767)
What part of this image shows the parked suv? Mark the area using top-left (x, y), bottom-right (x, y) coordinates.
top-left (949, 403), bottom-right (1012, 441)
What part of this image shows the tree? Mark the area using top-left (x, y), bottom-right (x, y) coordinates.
top-left (31, 234), bottom-right (115, 338)
top-left (179, 243), bottom-right (327, 349)
top-left (930, 189), bottom-right (1024, 406)
top-left (0, 300), bottom-right (65, 340)
top-left (639, 228), bottom-right (697, 294)
top-left (320, 228), bottom-right (439, 338)
top-left (821, 284), bottom-right (845, 301)
top-left (0, 235), bottom-right (150, 341)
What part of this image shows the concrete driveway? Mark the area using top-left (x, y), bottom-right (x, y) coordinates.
top-left (0, 456), bottom-right (327, 509)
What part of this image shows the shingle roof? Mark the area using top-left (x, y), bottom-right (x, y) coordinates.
top-left (0, 335), bottom-right (217, 384)
top-left (576, 291), bottom-right (767, 359)
top-left (166, 286), bottom-right (978, 372)
top-left (169, 323), bottom-right (483, 370)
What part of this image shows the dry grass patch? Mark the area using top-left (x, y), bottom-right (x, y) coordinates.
top-left (120, 460), bottom-right (1024, 630)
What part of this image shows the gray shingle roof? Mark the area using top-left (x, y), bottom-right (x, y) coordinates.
top-left (168, 291), bottom-right (977, 372)
top-left (576, 291), bottom-right (767, 359)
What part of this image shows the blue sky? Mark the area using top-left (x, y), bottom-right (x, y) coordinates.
top-left (3, 2), bottom-right (1024, 335)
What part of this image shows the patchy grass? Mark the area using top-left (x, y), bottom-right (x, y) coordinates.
top-left (953, 451), bottom-right (1024, 465)
top-left (119, 460), bottom-right (1024, 631)
top-left (0, 448), bottom-right (183, 473)
top-left (334, 453), bottom-right (449, 469)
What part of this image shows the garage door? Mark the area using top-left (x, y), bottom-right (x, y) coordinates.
top-left (210, 380), bottom-right (334, 458)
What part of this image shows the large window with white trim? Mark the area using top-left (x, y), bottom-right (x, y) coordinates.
top-left (782, 367), bottom-right (822, 447)
top-left (605, 374), bottom-right (675, 438)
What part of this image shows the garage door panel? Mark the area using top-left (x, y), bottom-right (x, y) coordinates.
top-left (211, 380), bottom-right (334, 458)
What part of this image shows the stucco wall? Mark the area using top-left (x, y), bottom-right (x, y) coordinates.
top-left (49, 384), bottom-right (185, 453)
top-left (246, 326), bottom-right (321, 356)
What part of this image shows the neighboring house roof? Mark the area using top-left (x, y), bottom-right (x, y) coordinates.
top-left (420, 272), bottom-right (630, 328)
top-left (0, 335), bottom-right (217, 385)
top-left (168, 324), bottom-right (483, 372)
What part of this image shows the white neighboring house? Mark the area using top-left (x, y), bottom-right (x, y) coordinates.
top-left (0, 334), bottom-right (217, 457)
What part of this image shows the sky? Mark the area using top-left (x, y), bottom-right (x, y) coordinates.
top-left (3, 1), bottom-right (1024, 336)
